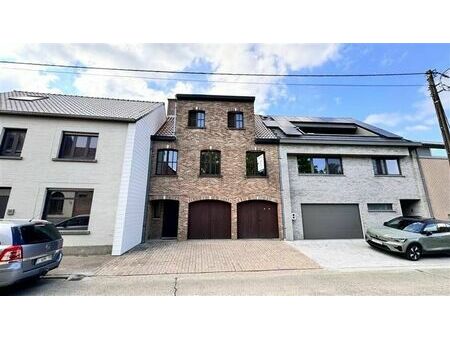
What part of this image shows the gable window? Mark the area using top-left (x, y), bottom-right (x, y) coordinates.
top-left (188, 110), bottom-right (205, 128)
top-left (228, 111), bottom-right (244, 129)
top-left (372, 158), bottom-right (401, 175)
top-left (246, 151), bottom-right (267, 176)
top-left (59, 132), bottom-right (98, 160)
top-left (200, 150), bottom-right (221, 176)
top-left (0, 128), bottom-right (27, 157)
top-left (368, 203), bottom-right (394, 212)
top-left (155, 149), bottom-right (178, 175)
top-left (297, 156), bottom-right (343, 175)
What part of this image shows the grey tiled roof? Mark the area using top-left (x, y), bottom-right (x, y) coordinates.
top-left (154, 115), bottom-right (176, 138)
top-left (255, 115), bottom-right (278, 140)
top-left (0, 90), bottom-right (163, 122)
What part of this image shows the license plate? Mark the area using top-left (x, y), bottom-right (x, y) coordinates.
top-left (371, 238), bottom-right (383, 245)
top-left (36, 255), bottom-right (52, 265)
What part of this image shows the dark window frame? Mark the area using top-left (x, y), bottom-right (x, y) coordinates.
top-left (372, 158), bottom-right (402, 176)
top-left (188, 110), bottom-right (206, 128)
top-left (0, 128), bottom-right (27, 157)
top-left (228, 111), bottom-right (244, 129)
top-left (155, 149), bottom-right (178, 175)
top-left (246, 151), bottom-right (267, 177)
top-left (42, 188), bottom-right (94, 231)
top-left (58, 131), bottom-right (99, 160)
top-left (297, 155), bottom-right (344, 175)
top-left (200, 150), bottom-right (221, 176)
top-left (367, 203), bottom-right (394, 212)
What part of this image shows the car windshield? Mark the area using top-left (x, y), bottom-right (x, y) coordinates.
top-left (402, 222), bottom-right (425, 233)
top-left (384, 218), bottom-right (424, 233)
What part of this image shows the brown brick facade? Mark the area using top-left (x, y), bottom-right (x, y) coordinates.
top-left (147, 97), bottom-right (283, 240)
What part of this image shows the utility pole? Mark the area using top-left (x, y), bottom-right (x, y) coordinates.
top-left (426, 70), bottom-right (450, 166)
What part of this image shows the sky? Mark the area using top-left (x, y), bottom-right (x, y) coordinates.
top-left (0, 43), bottom-right (449, 143)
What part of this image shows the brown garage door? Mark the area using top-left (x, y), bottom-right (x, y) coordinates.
top-left (237, 200), bottom-right (278, 239)
top-left (188, 200), bottom-right (231, 239)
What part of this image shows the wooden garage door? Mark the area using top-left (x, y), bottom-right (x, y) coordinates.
top-left (237, 200), bottom-right (278, 239)
top-left (188, 200), bottom-right (231, 239)
top-left (301, 204), bottom-right (363, 239)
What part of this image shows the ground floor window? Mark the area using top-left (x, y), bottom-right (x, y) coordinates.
top-left (368, 203), bottom-right (394, 212)
top-left (0, 187), bottom-right (11, 218)
top-left (43, 189), bottom-right (93, 230)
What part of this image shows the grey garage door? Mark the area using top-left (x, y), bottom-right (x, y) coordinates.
top-left (301, 204), bottom-right (363, 239)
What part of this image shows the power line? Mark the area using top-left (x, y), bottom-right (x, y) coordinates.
top-left (0, 66), bottom-right (425, 88)
top-left (0, 60), bottom-right (426, 78)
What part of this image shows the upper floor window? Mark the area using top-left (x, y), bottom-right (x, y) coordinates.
top-left (246, 151), bottom-right (267, 176)
top-left (228, 111), bottom-right (244, 129)
top-left (200, 150), bottom-right (221, 176)
top-left (0, 128), bottom-right (27, 157)
top-left (155, 149), bottom-right (178, 175)
top-left (188, 110), bottom-right (205, 128)
top-left (372, 158), bottom-right (401, 176)
top-left (297, 156), bottom-right (343, 175)
top-left (59, 132), bottom-right (98, 160)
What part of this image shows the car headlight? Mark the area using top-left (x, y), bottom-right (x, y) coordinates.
top-left (392, 238), bottom-right (407, 243)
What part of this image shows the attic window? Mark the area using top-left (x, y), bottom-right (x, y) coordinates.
top-left (9, 96), bottom-right (49, 102)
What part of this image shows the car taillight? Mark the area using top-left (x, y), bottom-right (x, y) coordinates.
top-left (0, 245), bottom-right (23, 263)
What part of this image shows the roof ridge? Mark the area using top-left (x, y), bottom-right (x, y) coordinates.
top-left (11, 90), bottom-right (163, 104)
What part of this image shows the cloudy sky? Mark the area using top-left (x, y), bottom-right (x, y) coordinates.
top-left (1, 43), bottom-right (449, 142)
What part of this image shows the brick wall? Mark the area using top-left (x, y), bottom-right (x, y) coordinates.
top-left (149, 98), bottom-right (282, 240)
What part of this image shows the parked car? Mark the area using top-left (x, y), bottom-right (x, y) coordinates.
top-left (365, 216), bottom-right (450, 261)
top-left (0, 219), bottom-right (63, 287)
top-left (54, 215), bottom-right (89, 230)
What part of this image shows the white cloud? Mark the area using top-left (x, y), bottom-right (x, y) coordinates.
top-left (0, 43), bottom-right (340, 112)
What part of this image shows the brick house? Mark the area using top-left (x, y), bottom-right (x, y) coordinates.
top-left (147, 94), bottom-right (282, 241)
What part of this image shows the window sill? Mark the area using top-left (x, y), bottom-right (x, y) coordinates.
top-left (374, 174), bottom-right (405, 177)
top-left (368, 210), bottom-right (396, 213)
top-left (52, 158), bottom-right (97, 163)
top-left (198, 174), bottom-right (222, 178)
top-left (0, 155), bottom-right (23, 160)
top-left (227, 127), bottom-right (245, 130)
top-left (246, 175), bottom-right (268, 179)
top-left (186, 126), bottom-right (206, 130)
top-left (298, 173), bottom-right (345, 176)
top-left (59, 230), bottom-right (91, 235)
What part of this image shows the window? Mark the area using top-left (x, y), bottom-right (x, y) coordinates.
top-left (228, 112), bottom-right (244, 129)
top-left (18, 223), bottom-right (61, 245)
top-left (368, 203), bottom-right (393, 212)
top-left (246, 151), bottom-right (267, 176)
top-left (188, 110), bottom-right (205, 128)
top-left (297, 156), bottom-right (343, 175)
top-left (0, 128), bottom-right (26, 157)
top-left (59, 132), bottom-right (98, 160)
top-left (200, 150), bottom-right (221, 176)
top-left (153, 201), bottom-right (162, 218)
top-left (155, 149), bottom-right (178, 175)
top-left (43, 189), bottom-right (93, 230)
top-left (9, 95), bottom-right (48, 102)
top-left (372, 158), bottom-right (401, 175)
top-left (0, 188), bottom-right (11, 218)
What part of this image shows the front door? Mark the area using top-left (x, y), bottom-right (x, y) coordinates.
top-left (161, 200), bottom-right (179, 238)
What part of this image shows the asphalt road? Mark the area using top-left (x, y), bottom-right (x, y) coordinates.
top-left (3, 267), bottom-right (450, 296)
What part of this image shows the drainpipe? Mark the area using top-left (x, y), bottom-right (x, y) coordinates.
top-left (413, 148), bottom-right (434, 218)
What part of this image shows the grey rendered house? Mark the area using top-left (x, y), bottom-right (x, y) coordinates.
top-left (261, 116), bottom-right (431, 240)
top-left (0, 91), bottom-right (165, 255)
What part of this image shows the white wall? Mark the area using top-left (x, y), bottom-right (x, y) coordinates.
top-left (279, 144), bottom-right (430, 240)
top-left (0, 115), bottom-right (129, 247)
top-left (112, 105), bottom-right (166, 255)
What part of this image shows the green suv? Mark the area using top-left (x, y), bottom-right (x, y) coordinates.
top-left (365, 216), bottom-right (450, 261)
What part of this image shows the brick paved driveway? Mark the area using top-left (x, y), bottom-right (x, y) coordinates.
top-left (96, 240), bottom-right (320, 276)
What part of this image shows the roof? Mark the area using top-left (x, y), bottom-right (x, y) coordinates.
top-left (151, 115), bottom-right (176, 140)
top-left (175, 94), bottom-right (255, 103)
top-left (262, 115), bottom-right (422, 147)
top-left (0, 90), bottom-right (163, 122)
top-left (255, 115), bottom-right (278, 141)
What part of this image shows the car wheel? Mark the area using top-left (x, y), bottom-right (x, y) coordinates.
top-left (405, 243), bottom-right (422, 261)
